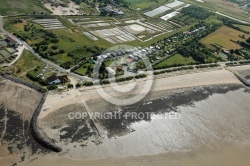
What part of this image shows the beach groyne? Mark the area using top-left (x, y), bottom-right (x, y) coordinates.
top-left (233, 72), bottom-right (250, 87)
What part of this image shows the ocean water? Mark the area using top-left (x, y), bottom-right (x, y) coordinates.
top-left (45, 85), bottom-right (250, 159)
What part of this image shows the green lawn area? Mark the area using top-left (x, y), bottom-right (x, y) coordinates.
top-left (0, 0), bottom-right (48, 15)
top-left (75, 63), bottom-right (94, 76)
top-left (50, 53), bottom-right (72, 66)
top-left (155, 54), bottom-right (196, 68)
top-left (75, 67), bottom-right (87, 75)
top-left (104, 59), bottom-right (114, 67)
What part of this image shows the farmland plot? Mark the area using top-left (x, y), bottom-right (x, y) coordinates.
top-left (200, 26), bottom-right (250, 50)
top-left (33, 19), bottom-right (65, 30)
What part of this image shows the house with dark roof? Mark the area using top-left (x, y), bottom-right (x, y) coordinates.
top-left (46, 75), bottom-right (68, 85)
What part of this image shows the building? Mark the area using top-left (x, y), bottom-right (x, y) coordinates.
top-left (106, 67), bottom-right (116, 75)
top-left (47, 75), bottom-right (68, 85)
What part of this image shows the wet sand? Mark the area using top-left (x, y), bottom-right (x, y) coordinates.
top-left (34, 67), bottom-right (250, 166)
top-left (21, 141), bottom-right (250, 166)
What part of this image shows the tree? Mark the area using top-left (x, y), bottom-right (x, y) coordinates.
top-left (246, 37), bottom-right (250, 44)
top-left (230, 49), bottom-right (235, 55)
top-left (76, 83), bottom-right (82, 88)
top-left (68, 84), bottom-right (74, 89)
top-left (47, 85), bottom-right (58, 90)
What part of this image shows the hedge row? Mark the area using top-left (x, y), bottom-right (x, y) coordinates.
top-left (154, 64), bottom-right (219, 75)
top-left (154, 66), bottom-right (194, 75)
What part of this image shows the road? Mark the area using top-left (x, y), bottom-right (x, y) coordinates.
top-left (215, 11), bottom-right (250, 25)
top-left (0, 16), bottom-right (92, 81)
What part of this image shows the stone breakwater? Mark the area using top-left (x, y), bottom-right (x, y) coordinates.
top-left (0, 71), bottom-right (62, 152)
top-left (233, 72), bottom-right (250, 87)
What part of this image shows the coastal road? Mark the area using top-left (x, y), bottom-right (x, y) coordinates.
top-left (0, 16), bottom-right (92, 81)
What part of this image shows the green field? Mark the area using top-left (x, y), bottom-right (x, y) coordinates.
top-left (155, 54), bottom-right (196, 68)
top-left (234, 24), bottom-right (250, 33)
top-left (124, 0), bottom-right (173, 10)
top-left (7, 50), bottom-right (56, 85)
top-left (183, 0), bottom-right (250, 23)
top-left (75, 63), bottom-right (94, 76)
top-left (11, 50), bottom-right (45, 76)
top-left (4, 17), bottom-right (113, 67)
top-left (0, 0), bottom-right (48, 15)
top-left (200, 26), bottom-right (250, 50)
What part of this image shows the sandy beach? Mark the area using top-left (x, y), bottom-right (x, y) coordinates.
top-left (40, 68), bottom-right (241, 118)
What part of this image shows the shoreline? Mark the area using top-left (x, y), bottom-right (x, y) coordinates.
top-left (40, 67), bottom-right (242, 119)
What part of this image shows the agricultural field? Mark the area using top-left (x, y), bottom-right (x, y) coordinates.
top-left (0, 0), bottom-right (48, 15)
top-left (33, 19), bottom-right (66, 30)
top-left (90, 27), bottom-right (136, 44)
top-left (170, 13), bottom-right (198, 25)
top-left (200, 26), bottom-right (250, 50)
top-left (124, 0), bottom-right (173, 11)
top-left (3, 17), bottom-right (113, 68)
top-left (234, 24), bottom-right (250, 33)
top-left (183, 0), bottom-right (250, 23)
top-left (154, 54), bottom-right (196, 68)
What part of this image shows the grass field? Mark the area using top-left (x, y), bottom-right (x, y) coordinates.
top-left (155, 54), bottom-right (196, 68)
top-left (0, 0), bottom-right (48, 15)
top-left (9, 50), bottom-right (56, 85)
top-left (124, 0), bottom-right (173, 10)
top-left (4, 17), bottom-right (113, 66)
top-left (11, 50), bottom-right (45, 77)
top-left (200, 26), bottom-right (250, 50)
top-left (234, 24), bottom-right (250, 33)
top-left (183, 0), bottom-right (250, 23)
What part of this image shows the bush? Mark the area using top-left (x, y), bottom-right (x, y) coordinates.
top-left (101, 80), bottom-right (110, 85)
top-left (135, 74), bottom-right (147, 79)
top-left (116, 76), bottom-right (134, 82)
top-left (67, 84), bottom-right (74, 89)
top-left (47, 85), bottom-right (58, 90)
top-left (82, 82), bottom-right (93, 87)
top-left (76, 83), bottom-right (82, 88)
